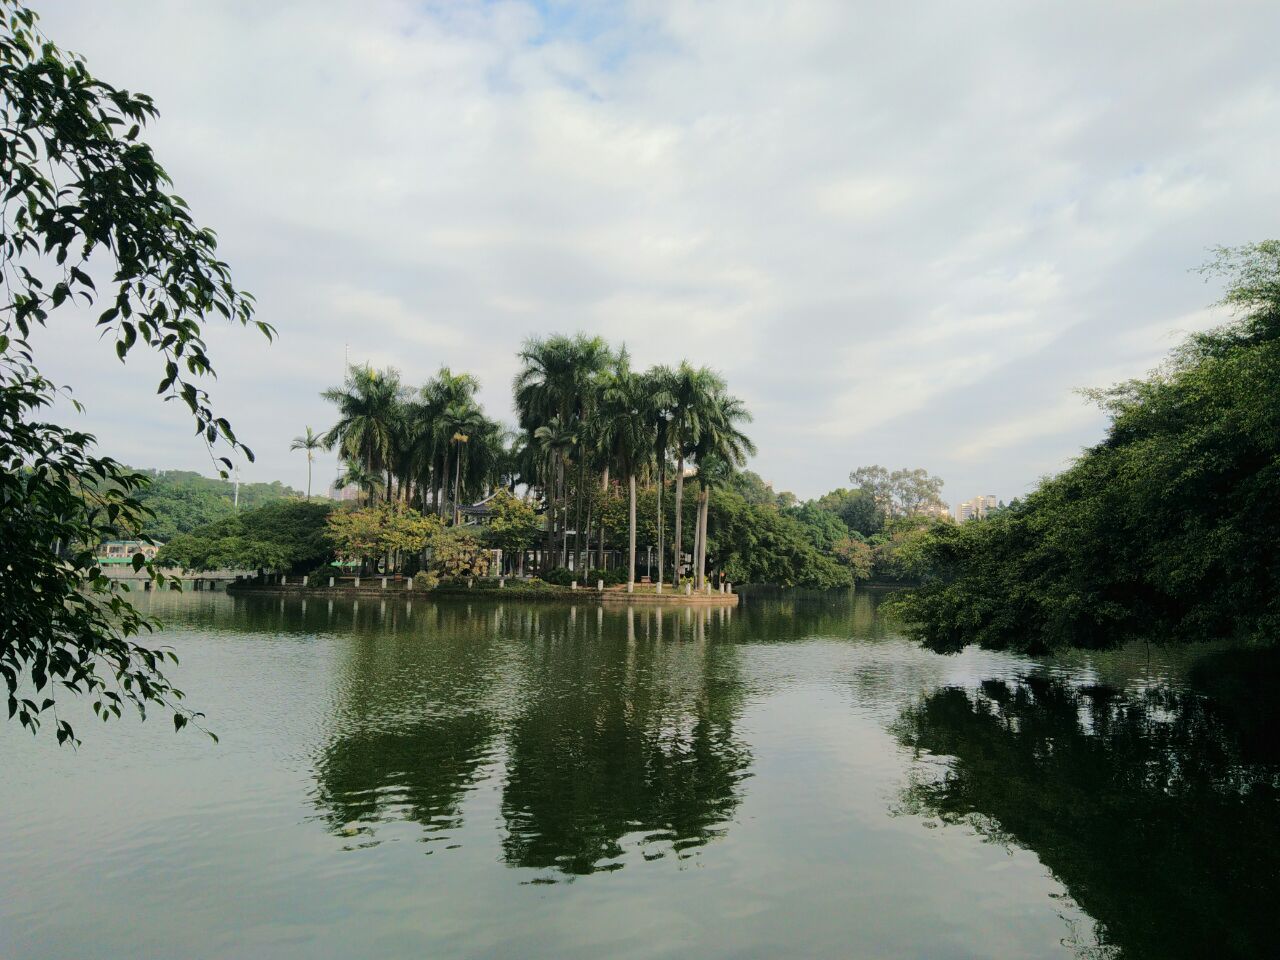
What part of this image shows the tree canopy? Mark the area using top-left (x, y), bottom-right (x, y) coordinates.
top-left (894, 242), bottom-right (1280, 654)
top-left (157, 500), bottom-right (334, 573)
top-left (1, 2), bottom-right (266, 742)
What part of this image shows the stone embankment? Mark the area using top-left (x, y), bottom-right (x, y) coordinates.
top-left (228, 575), bottom-right (739, 606)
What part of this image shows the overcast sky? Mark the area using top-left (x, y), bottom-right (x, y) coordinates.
top-left (31, 0), bottom-right (1280, 505)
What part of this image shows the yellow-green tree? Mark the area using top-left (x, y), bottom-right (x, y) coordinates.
top-left (327, 503), bottom-right (441, 574)
top-left (483, 489), bottom-right (542, 575)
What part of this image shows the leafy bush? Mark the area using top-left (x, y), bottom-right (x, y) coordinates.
top-left (305, 564), bottom-right (348, 586)
top-left (412, 570), bottom-right (440, 591)
top-left (430, 528), bottom-right (492, 579)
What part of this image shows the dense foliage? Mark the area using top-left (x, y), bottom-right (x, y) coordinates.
top-left (895, 243), bottom-right (1280, 654)
top-left (1, 2), bottom-right (264, 741)
top-left (326, 502), bottom-right (440, 572)
top-left (157, 500), bottom-right (334, 573)
top-left (122, 469), bottom-right (299, 542)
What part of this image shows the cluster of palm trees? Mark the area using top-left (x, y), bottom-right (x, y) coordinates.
top-left (305, 365), bottom-right (510, 522)
top-left (512, 334), bottom-right (754, 590)
top-left (298, 335), bottom-right (754, 589)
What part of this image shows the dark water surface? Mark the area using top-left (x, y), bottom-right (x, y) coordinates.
top-left (2, 590), bottom-right (1277, 959)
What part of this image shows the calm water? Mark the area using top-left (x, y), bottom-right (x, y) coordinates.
top-left (2, 590), bottom-right (1277, 959)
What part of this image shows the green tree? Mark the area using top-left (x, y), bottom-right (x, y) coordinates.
top-left (690, 389), bottom-right (755, 590)
top-left (326, 502), bottom-right (440, 573)
top-left (597, 362), bottom-right (657, 587)
top-left (833, 536), bottom-right (874, 581)
top-left (431, 527), bottom-right (492, 580)
top-left (813, 486), bottom-right (882, 536)
top-left (157, 500), bottom-right (334, 575)
top-left (335, 458), bottom-right (384, 506)
top-left (290, 427), bottom-right (323, 498)
top-left (483, 489), bottom-right (541, 575)
top-left (513, 334), bottom-right (612, 569)
top-left (896, 242), bottom-right (1280, 654)
top-left (1, 3), bottom-right (269, 742)
top-left (667, 362), bottom-right (723, 587)
top-left (322, 365), bottom-right (405, 503)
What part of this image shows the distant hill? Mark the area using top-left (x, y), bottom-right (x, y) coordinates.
top-left (126, 468), bottom-right (303, 542)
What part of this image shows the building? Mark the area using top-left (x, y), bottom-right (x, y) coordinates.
top-left (96, 539), bottom-right (162, 565)
top-left (328, 478), bottom-right (362, 502)
top-left (956, 495), bottom-right (998, 522)
top-left (916, 500), bottom-right (952, 520)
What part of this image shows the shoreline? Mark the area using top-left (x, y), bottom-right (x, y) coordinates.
top-left (226, 582), bottom-right (740, 606)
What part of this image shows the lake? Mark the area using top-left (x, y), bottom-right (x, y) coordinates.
top-left (2, 589), bottom-right (1276, 959)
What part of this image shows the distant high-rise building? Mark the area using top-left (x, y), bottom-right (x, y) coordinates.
top-left (917, 500), bottom-right (952, 520)
top-left (328, 478), bottom-right (361, 502)
top-left (956, 495), bottom-right (998, 522)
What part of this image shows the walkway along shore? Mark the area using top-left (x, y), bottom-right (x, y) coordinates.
top-left (227, 576), bottom-right (740, 606)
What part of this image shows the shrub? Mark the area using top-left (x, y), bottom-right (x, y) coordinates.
top-left (412, 570), bottom-right (440, 591)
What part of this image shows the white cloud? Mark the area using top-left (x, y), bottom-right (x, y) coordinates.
top-left (27, 0), bottom-right (1280, 502)
top-left (950, 397), bottom-right (1100, 463)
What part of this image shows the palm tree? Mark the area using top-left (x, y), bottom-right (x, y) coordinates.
top-left (321, 365), bottom-right (405, 503)
top-left (440, 400), bottom-right (487, 525)
top-left (414, 367), bottom-right (481, 517)
top-left (336, 458), bottom-right (385, 506)
top-left (643, 364), bottom-right (675, 586)
top-left (691, 391), bottom-right (755, 589)
top-left (667, 362), bottom-right (725, 587)
top-left (290, 426), bottom-right (323, 498)
top-left (534, 415), bottom-right (578, 567)
top-left (598, 364), bottom-right (654, 588)
top-left (514, 334), bottom-right (611, 569)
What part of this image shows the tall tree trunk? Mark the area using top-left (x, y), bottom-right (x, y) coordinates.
top-left (583, 485), bottom-right (595, 574)
top-left (695, 485), bottom-right (710, 589)
top-left (672, 456), bottom-right (685, 587)
top-left (438, 448), bottom-right (450, 519)
top-left (691, 484), bottom-right (702, 589)
top-left (656, 460), bottom-right (666, 585)
top-left (627, 473), bottom-right (637, 587)
top-left (452, 443), bottom-right (463, 525)
top-left (573, 458), bottom-right (585, 572)
top-left (543, 457), bottom-right (555, 570)
top-left (599, 467), bottom-right (609, 572)
top-left (559, 460), bottom-right (570, 568)
top-left (306, 457), bottom-right (312, 499)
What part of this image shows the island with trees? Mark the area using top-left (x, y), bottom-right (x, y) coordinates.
top-left (156, 334), bottom-right (957, 603)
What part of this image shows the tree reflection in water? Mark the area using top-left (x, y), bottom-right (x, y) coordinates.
top-left (893, 656), bottom-right (1280, 960)
top-left (308, 602), bottom-right (753, 872)
top-left (500, 608), bottom-right (751, 875)
top-left (310, 604), bottom-right (507, 849)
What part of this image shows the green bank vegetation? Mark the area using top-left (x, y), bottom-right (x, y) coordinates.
top-left (893, 242), bottom-right (1280, 654)
top-left (1, 2), bottom-right (268, 741)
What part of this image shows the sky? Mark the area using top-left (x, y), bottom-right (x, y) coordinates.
top-left (29, 0), bottom-right (1280, 506)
